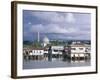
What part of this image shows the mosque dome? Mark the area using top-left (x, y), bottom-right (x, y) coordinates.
top-left (43, 36), bottom-right (49, 44)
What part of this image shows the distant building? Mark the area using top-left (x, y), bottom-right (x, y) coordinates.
top-left (51, 46), bottom-right (64, 55)
top-left (31, 48), bottom-right (44, 55)
top-left (68, 41), bottom-right (91, 60)
top-left (28, 48), bottom-right (44, 60)
top-left (41, 46), bottom-right (65, 55)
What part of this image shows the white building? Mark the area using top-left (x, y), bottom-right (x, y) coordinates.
top-left (28, 48), bottom-right (44, 60)
top-left (68, 42), bottom-right (91, 59)
top-left (51, 46), bottom-right (64, 55)
top-left (28, 48), bottom-right (44, 56)
top-left (41, 46), bottom-right (65, 55)
top-left (31, 49), bottom-right (44, 55)
top-left (23, 41), bottom-right (91, 60)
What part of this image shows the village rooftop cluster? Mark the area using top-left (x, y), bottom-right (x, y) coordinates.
top-left (23, 35), bottom-right (91, 62)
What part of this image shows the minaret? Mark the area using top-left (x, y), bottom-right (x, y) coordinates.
top-left (37, 31), bottom-right (40, 42)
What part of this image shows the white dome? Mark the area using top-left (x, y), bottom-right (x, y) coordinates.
top-left (43, 36), bottom-right (49, 44)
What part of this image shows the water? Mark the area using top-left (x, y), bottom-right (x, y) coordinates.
top-left (23, 59), bottom-right (91, 69)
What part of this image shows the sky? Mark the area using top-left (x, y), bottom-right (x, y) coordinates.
top-left (23, 10), bottom-right (91, 41)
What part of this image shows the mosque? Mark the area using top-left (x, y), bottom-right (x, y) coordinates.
top-left (37, 31), bottom-right (50, 47)
top-left (42, 36), bottom-right (50, 47)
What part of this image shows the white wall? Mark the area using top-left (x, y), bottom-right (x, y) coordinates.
top-left (0, 0), bottom-right (100, 80)
top-left (71, 47), bottom-right (89, 53)
top-left (32, 50), bottom-right (44, 55)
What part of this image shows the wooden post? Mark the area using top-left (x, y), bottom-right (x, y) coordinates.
top-left (48, 46), bottom-right (52, 61)
top-left (34, 55), bottom-right (36, 60)
top-left (83, 54), bottom-right (84, 60)
top-left (78, 54), bottom-right (80, 61)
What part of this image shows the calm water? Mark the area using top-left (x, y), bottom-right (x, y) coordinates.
top-left (23, 59), bottom-right (91, 69)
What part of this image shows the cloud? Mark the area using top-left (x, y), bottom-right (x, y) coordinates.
top-left (31, 12), bottom-right (75, 23)
top-left (28, 23), bottom-right (90, 40)
top-left (24, 10), bottom-right (91, 40)
top-left (28, 22), bottom-right (32, 25)
top-left (31, 12), bottom-right (61, 23)
top-left (30, 24), bottom-right (64, 33)
top-left (65, 13), bottom-right (75, 23)
top-left (30, 22), bottom-right (90, 34)
top-left (44, 32), bottom-right (90, 40)
top-left (30, 24), bottom-right (44, 32)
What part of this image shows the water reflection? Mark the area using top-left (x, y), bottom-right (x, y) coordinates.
top-left (23, 56), bottom-right (90, 69)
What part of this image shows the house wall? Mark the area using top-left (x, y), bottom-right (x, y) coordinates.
top-left (32, 50), bottom-right (44, 55)
top-left (71, 46), bottom-right (86, 53)
top-left (51, 46), bottom-right (64, 54)
top-left (71, 46), bottom-right (91, 54)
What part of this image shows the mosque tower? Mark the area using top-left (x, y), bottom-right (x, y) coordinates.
top-left (37, 31), bottom-right (40, 42)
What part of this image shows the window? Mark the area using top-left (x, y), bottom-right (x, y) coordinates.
top-left (59, 50), bottom-right (63, 52)
top-left (54, 50), bottom-right (58, 52)
top-left (71, 48), bottom-right (76, 50)
top-left (85, 48), bottom-right (91, 52)
top-left (86, 48), bottom-right (91, 50)
top-left (79, 48), bottom-right (83, 50)
top-left (33, 50), bottom-right (35, 53)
